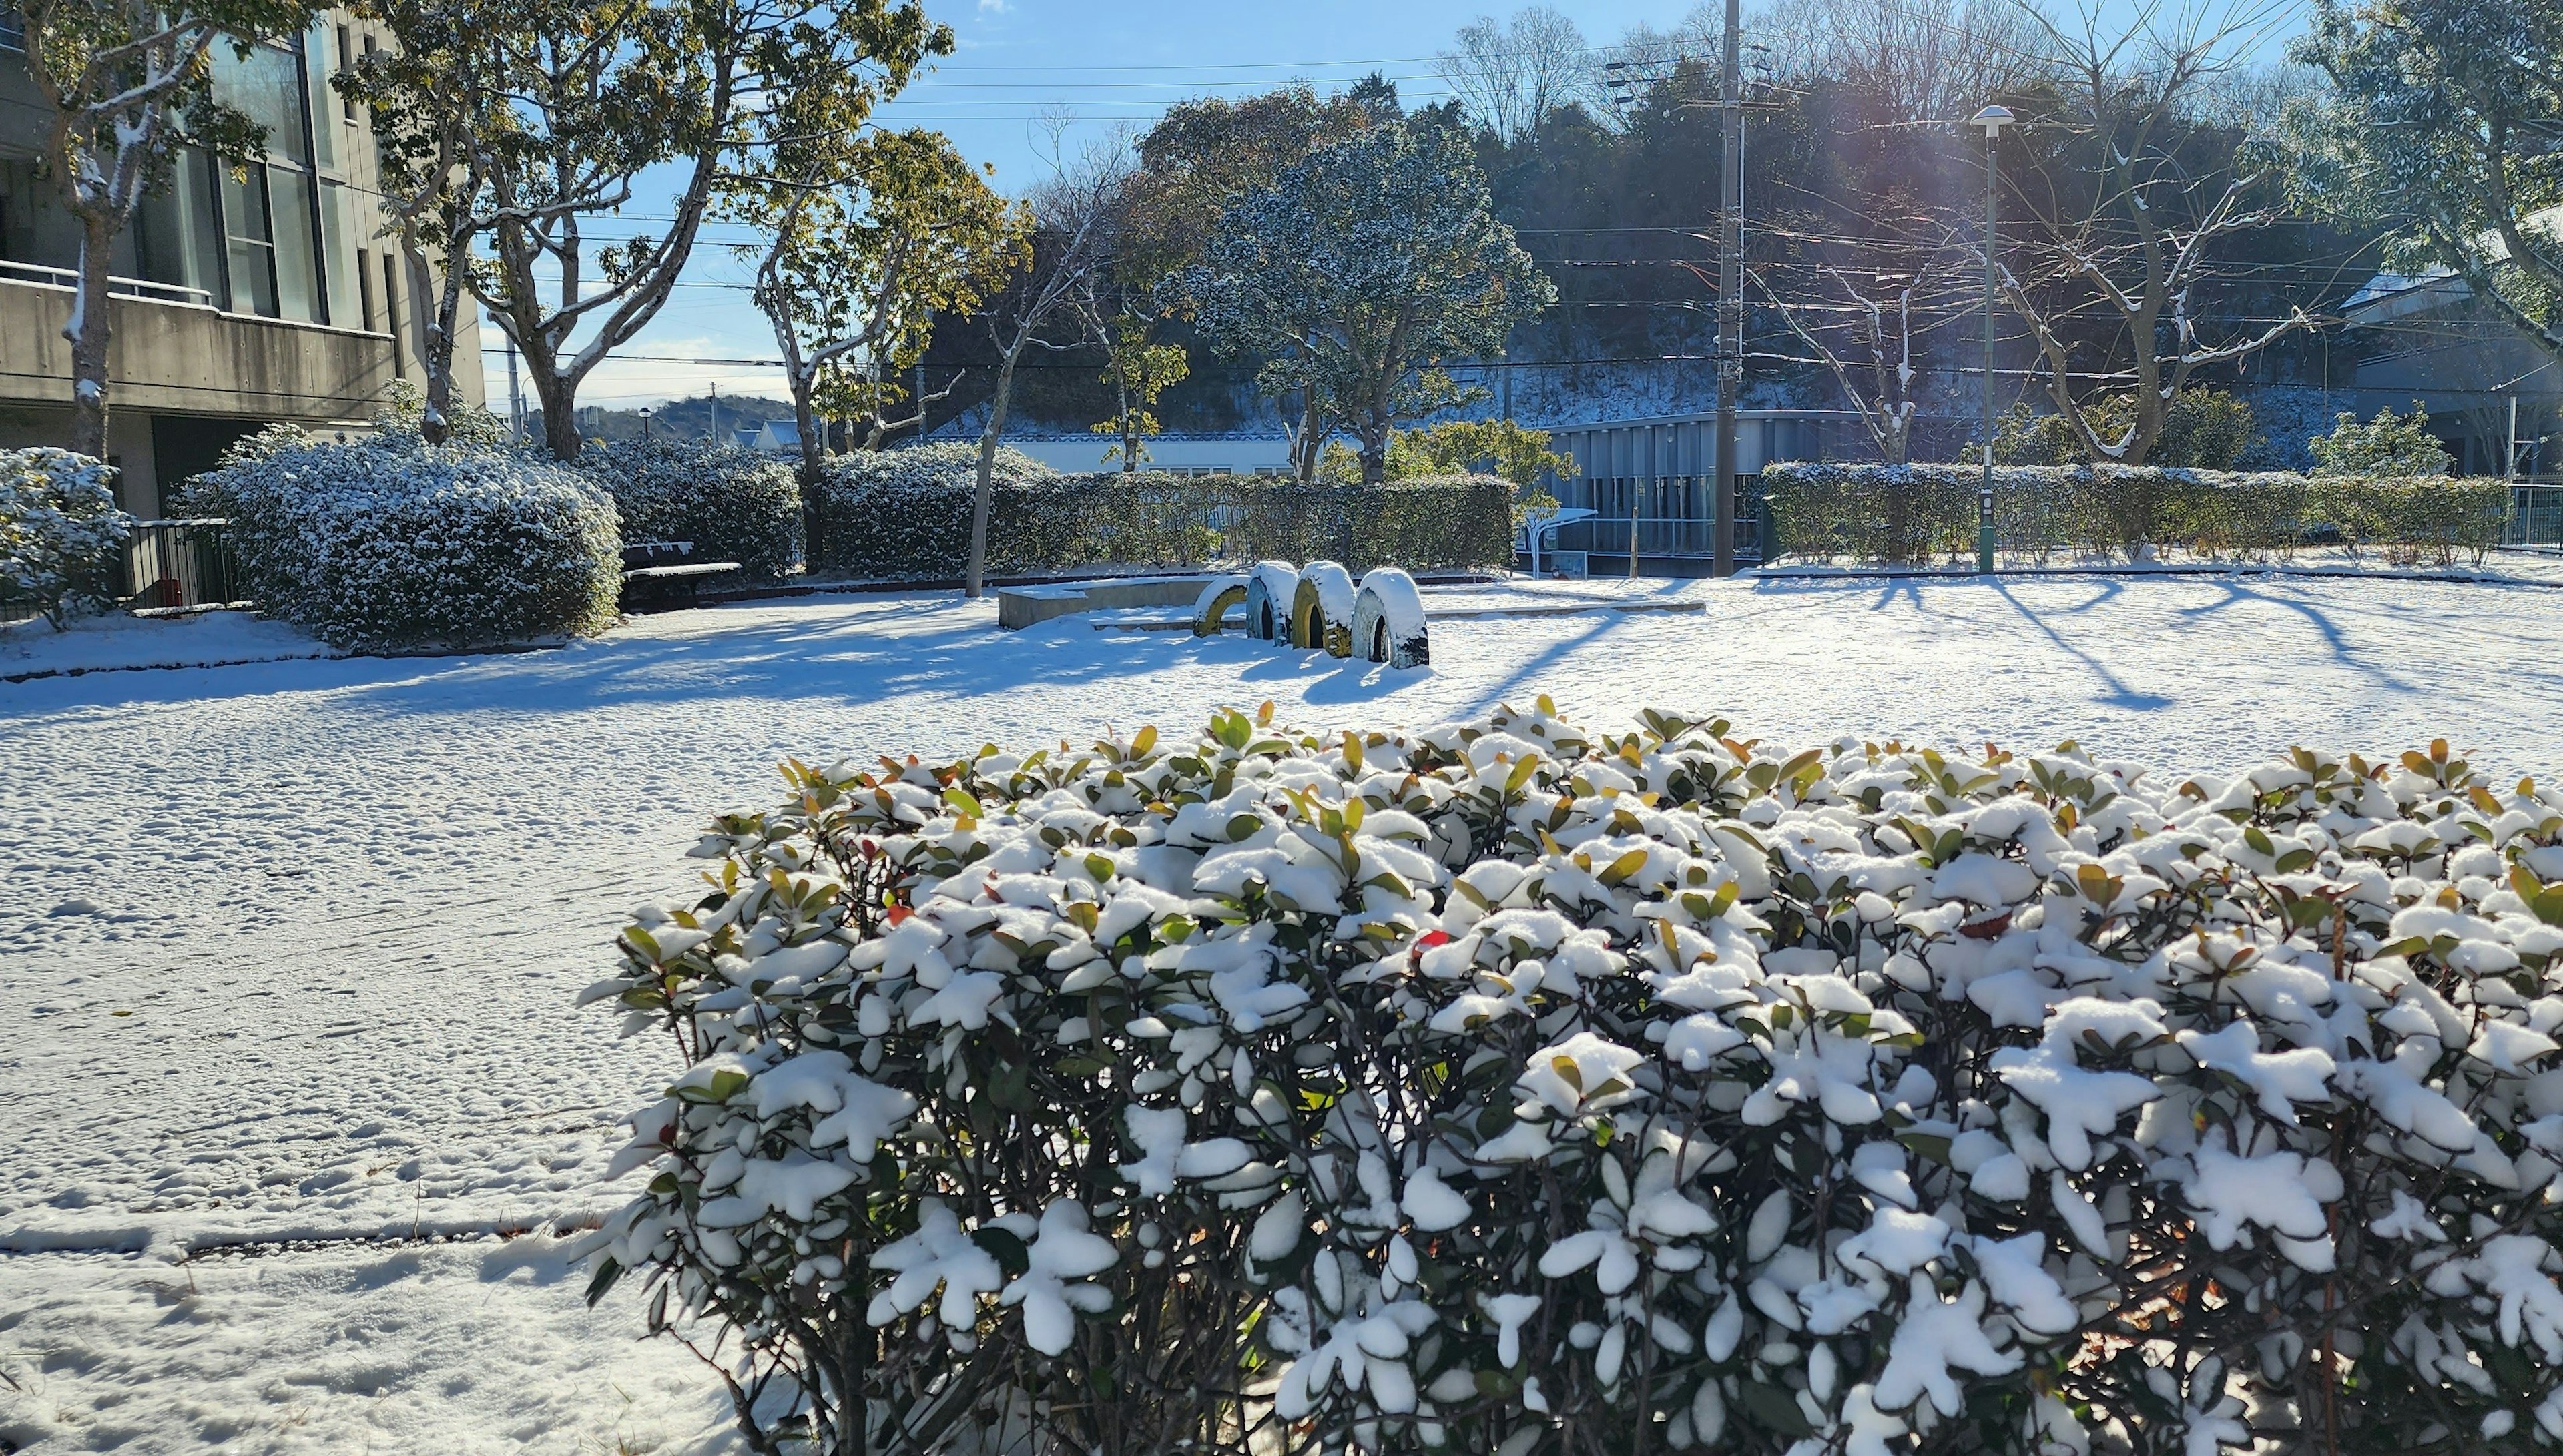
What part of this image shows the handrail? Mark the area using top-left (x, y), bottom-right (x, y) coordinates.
top-left (0, 258), bottom-right (215, 308)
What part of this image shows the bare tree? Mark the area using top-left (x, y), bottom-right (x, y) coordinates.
top-left (1435, 6), bottom-right (1593, 145)
top-left (962, 137), bottom-right (1125, 599)
top-left (1749, 0), bottom-right (2045, 121)
top-left (1991, 0), bottom-right (2315, 465)
top-left (1752, 244), bottom-right (1978, 465)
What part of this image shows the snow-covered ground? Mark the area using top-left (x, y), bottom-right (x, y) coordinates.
top-left (0, 609), bottom-right (337, 680)
top-left (5, 573), bottom-right (2562, 1451)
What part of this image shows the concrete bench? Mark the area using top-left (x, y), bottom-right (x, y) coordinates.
top-left (995, 575), bottom-right (1222, 630)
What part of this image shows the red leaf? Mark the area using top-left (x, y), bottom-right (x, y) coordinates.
top-left (1416, 930), bottom-right (1454, 948)
top-left (1958, 910), bottom-right (2013, 941)
top-left (886, 905), bottom-right (914, 927)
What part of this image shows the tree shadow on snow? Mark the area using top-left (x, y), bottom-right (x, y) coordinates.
top-left (1988, 583), bottom-right (2176, 712)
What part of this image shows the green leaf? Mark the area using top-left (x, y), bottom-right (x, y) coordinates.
top-left (971, 1226), bottom-right (1031, 1279)
top-left (945, 786), bottom-right (983, 817)
top-left (584, 1256), bottom-right (624, 1307)
top-left (1737, 1375), bottom-right (1816, 1437)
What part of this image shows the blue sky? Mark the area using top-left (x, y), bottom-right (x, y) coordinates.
top-left (493, 0), bottom-right (2309, 416)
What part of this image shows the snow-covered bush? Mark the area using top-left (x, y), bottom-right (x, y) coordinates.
top-left (1764, 462), bottom-right (2511, 568)
top-left (583, 439), bottom-right (802, 581)
top-left (804, 443), bottom-right (1058, 579)
top-left (0, 448), bottom-right (130, 629)
top-left (189, 430), bottom-right (619, 649)
top-left (804, 446), bottom-right (1510, 580)
top-left (588, 699), bottom-right (2563, 1456)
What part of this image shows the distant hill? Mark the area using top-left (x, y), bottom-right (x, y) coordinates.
top-left (528, 393), bottom-right (799, 446)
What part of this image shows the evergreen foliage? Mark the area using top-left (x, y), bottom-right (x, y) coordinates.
top-left (188, 428), bottom-right (620, 648)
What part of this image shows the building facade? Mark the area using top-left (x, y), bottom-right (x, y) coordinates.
top-left (0, 10), bottom-right (482, 514)
top-left (1536, 408), bottom-right (1866, 573)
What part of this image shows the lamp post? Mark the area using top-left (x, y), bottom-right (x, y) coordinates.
top-left (639, 405), bottom-right (653, 444)
top-left (1973, 104), bottom-right (2012, 575)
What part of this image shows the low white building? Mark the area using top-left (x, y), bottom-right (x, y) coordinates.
top-left (1005, 432), bottom-right (1292, 476)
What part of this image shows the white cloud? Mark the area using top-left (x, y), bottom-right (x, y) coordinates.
top-left (977, 0), bottom-right (1009, 12)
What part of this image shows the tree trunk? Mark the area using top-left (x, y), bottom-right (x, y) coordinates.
top-left (1359, 434), bottom-right (1386, 485)
top-left (966, 343), bottom-right (1025, 599)
top-left (794, 380), bottom-right (826, 486)
top-left (402, 241), bottom-right (465, 444)
top-left (66, 213), bottom-right (116, 461)
top-left (1295, 389), bottom-right (1322, 484)
top-left (533, 364), bottom-right (583, 462)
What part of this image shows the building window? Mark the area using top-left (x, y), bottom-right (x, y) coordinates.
top-left (381, 253), bottom-right (404, 364)
top-left (335, 25), bottom-right (356, 121)
top-left (222, 163), bottom-right (280, 317)
top-left (0, 8), bottom-right (25, 51)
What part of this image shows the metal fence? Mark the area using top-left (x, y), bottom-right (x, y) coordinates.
top-left (2510, 485), bottom-right (2563, 549)
top-left (0, 518), bottom-right (244, 628)
top-left (123, 518), bottom-right (244, 611)
top-left (1550, 476), bottom-right (1767, 566)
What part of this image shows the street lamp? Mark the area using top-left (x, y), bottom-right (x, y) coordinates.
top-left (1972, 103), bottom-right (2013, 575)
top-left (639, 405), bottom-right (653, 444)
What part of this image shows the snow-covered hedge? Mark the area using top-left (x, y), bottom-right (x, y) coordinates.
top-left (804, 443), bottom-right (1059, 579)
top-left (804, 446), bottom-right (1510, 580)
top-left (189, 429), bottom-right (619, 649)
top-left (587, 700), bottom-right (2563, 1456)
top-left (0, 448), bottom-right (131, 629)
top-left (1764, 462), bottom-right (2513, 567)
top-left (582, 440), bottom-right (802, 581)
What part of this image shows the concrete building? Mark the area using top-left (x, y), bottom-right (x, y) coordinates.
top-left (1007, 432), bottom-right (1294, 477)
top-left (2339, 270), bottom-right (2562, 478)
top-left (0, 11), bottom-right (482, 514)
top-left (1535, 408), bottom-right (1869, 573)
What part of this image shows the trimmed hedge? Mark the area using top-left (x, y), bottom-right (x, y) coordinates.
top-left (189, 428), bottom-right (621, 649)
top-left (1762, 461), bottom-right (2513, 568)
top-left (581, 440), bottom-right (802, 581)
top-left (807, 445), bottom-right (1512, 579)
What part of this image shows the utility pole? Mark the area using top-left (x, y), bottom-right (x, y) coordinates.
top-left (505, 340), bottom-right (524, 445)
top-left (1973, 105), bottom-right (2013, 575)
top-left (1711, 0), bottom-right (1743, 579)
top-left (709, 381), bottom-right (720, 446)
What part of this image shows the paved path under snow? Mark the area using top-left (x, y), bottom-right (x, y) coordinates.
top-left (3, 574), bottom-right (2558, 1451)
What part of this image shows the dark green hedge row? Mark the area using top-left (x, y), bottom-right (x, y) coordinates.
top-left (579, 440), bottom-right (802, 580)
top-left (806, 456), bottom-right (1513, 579)
top-left (1761, 462), bottom-right (2514, 568)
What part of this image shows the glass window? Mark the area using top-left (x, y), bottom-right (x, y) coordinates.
top-left (135, 147), bottom-right (224, 300)
top-left (222, 163), bottom-right (278, 317)
top-left (211, 42), bottom-right (307, 167)
top-left (270, 166), bottom-right (320, 322)
top-left (304, 21), bottom-right (338, 172)
top-left (0, 9), bottom-right (25, 51)
top-left (319, 180), bottom-right (362, 326)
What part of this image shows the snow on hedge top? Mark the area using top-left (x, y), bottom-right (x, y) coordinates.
top-left (587, 705), bottom-right (2563, 1456)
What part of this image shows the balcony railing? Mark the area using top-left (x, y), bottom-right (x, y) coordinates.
top-left (0, 258), bottom-right (215, 308)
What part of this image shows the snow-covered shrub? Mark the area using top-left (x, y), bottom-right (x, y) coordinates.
top-left (589, 699), bottom-right (2563, 1456)
top-left (584, 439), bottom-right (802, 581)
top-left (1764, 461), bottom-right (2510, 567)
top-left (805, 448), bottom-right (1510, 581)
top-left (189, 430), bottom-right (619, 649)
top-left (804, 443), bottom-right (1059, 579)
top-left (0, 448), bottom-right (130, 629)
